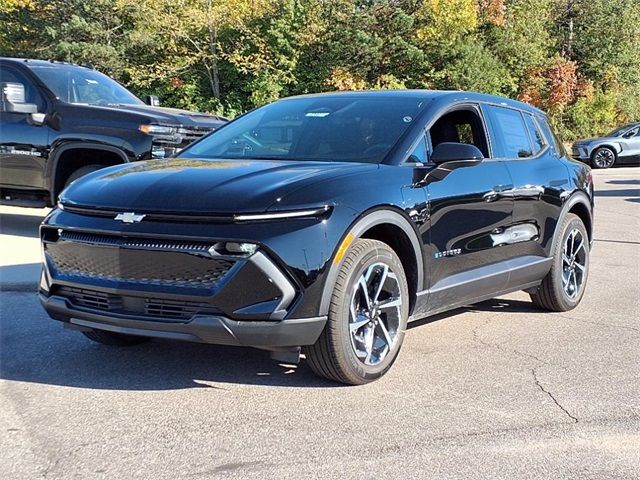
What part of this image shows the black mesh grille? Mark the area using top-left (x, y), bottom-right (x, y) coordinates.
top-left (45, 235), bottom-right (234, 291)
top-left (56, 286), bottom-right (214, 321)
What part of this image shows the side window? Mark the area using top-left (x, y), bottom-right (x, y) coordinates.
top-left (523, 113), bottom-right (546, 154)
top-left (406, 135), bottom-right (428, 164)
top-left (0, 67), bottom-right (45, 111)
top-left (486, 106), bottom-right (533, 158)
top-left (428, 107), bottom-right (489, 158)
top-left (536, 116), bottom-right (566, 157)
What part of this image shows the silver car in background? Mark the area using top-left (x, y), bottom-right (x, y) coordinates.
top-left (572, 122), bottom-right (640, 168)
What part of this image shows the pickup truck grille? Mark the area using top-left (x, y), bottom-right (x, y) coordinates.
top-left (177, 126), bottom-right (215, 143)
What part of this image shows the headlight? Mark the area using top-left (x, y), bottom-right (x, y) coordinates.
top-left (139, 124), bottom-right (176, 135)
top-left (233, 206), bottom-right (331, 222)
top-left (151, 144), bottom-right (180, 159)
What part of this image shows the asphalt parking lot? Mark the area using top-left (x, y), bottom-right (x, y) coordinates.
top-left (1, 168), bottom-right (638, 479)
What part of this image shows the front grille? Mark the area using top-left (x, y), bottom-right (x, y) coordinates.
top-left (45, 233), bottom-right (235, 292)
top-left (56, 286), bottom-right (215, 321)
top-left (60, 231), bottom-right (213, 253)
top-left (177, 126), bottom-right (215, 143)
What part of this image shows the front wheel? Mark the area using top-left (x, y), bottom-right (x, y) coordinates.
top-left (530, 213), bottom-right (589, 311)
top-left (306, 239), bottom-right (409, 385)
top-left (591, 147), bottom-right (616, 169)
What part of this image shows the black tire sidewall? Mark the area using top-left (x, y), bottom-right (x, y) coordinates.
top-left (331, 240), bottom-right (409, 382)
top-left (591, 147), bottom-right (615, 169)
top-left (550, 214), bottom-right (590, 310)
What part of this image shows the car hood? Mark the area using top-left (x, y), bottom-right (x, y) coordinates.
top-left (60, 158), bottom-right (378, 214)
top-left (86, 104), bottom-right (226, 129)
top-left (574, 136), bottom-right (617, 146)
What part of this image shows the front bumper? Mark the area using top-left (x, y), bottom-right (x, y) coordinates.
top-left (41, 293), bottom-right (326, 347)
top-left (571, 146), bottom-right (590, 163)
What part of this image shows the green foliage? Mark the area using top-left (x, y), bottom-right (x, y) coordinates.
top-left (1, 0), bottom-right (638, 138)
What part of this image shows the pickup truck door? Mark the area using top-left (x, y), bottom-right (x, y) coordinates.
top-left (0, 65), bottom-right (49, 189)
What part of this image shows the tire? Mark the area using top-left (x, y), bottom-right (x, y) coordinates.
top-left (591, 146), bottom-right (616, 169)
top-left (530, 213), bottom-right (589, 311)
top-left (64, 165), bottom-right (105, 188)
top-left (306, 239), bottom-right (409, 385)
top-left (82, 330), bottom-right (151, 346)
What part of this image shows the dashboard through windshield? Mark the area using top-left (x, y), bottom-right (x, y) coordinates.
top-left (179, 96), bottom-right (429, 164)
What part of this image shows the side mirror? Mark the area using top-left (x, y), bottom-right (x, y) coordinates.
top-left (146, 95), bottom-right (160, 107)
top-left (430, 142), bottom-right (484, 165)
top-left (0, 82), bottom-right (37, 114)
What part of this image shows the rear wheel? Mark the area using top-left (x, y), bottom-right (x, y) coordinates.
top-left (591, 147), bottom-right (616, 169)
top-left (306, 239), bottom-right (409, 385)
top-left (83, 330), bottom-right (151, 346)
top-left (530, 213), bottom-right (589, 311)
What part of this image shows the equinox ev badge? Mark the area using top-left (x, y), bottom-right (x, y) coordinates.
top-left (114, 212), bottom-right (146, 223)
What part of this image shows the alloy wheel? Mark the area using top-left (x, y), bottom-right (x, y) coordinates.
top-left (562, 228), bottom-right (587, 300)
top-left (593, 148), bottom-right (615, 168)
top-left (348, 262), bottom-right (403, 366)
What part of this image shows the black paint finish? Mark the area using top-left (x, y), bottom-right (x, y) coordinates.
top-left (39, 90), bottom-right (594, 349)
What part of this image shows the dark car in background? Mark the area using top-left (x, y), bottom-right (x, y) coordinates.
top-left (571, 122), bottom-right (640, 168)
top-left (39, 90), bottom-right (594, 384)
top-left (0, 58), bottom-right (226, 208)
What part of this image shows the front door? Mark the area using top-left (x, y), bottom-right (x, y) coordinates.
top-left (0, 65), bottom-right (49, 189)
top-left (416, 104), bottom-right (515, 315)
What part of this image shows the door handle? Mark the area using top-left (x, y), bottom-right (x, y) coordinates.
top-left (483, 184), bottom-right (514, 202)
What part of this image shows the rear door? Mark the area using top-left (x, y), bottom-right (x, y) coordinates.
top-left (0, 64), bottom-right (50, 188)
top-left (483, 105), bottom-right (569, 282)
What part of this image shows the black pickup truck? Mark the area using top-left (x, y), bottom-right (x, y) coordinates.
top-left (0, 58), bottom-right (226, 207)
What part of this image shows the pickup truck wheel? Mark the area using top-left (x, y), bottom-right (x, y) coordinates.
top-left (64, 165), bottom-right (104, 188)
top-left (83, 330), bottom-right (151, 346)
top-left (530, 213), bottom-right (589, 311)
top-left (591, 147), bottom-right (616, 169)
top-left (306, 239), bottom-right (409, 385)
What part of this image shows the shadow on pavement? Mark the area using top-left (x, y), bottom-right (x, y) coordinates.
top-left (606, 179), bottom-right (640, 185)
top-left (0, 288), bottom-right (540, 391)
top-left (0, 263), bottom-right (41, 291)
top-left (0, 212), bottom-right (45, 238)
top-left (594, 188), bottom-right (639, 198)
top-left (0, 290), bottom-right (339, 390)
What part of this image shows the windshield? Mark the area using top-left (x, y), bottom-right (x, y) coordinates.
top-left (607, 124), bottom-right (637, 137)
top-left (179, 96), bottom-right (428, 163)
top-left (29, 65), bottom-right (143, 106)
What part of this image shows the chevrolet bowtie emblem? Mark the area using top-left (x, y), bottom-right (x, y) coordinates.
top-left (114, 212), bottom-right (146, 223)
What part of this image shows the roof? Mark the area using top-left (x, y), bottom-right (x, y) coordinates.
top-left (0, 57), bottom-right (91, 69)
top-left (280, 89), bottom-right (546, 116)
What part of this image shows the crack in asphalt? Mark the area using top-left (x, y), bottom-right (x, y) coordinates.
top-left (471, 319), bottom-right (579, 424)
top-left (531, 367), bottom-right (579, 424)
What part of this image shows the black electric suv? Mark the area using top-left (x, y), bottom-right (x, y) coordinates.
top-left (0, 58), bottom-right (226, 208)
top-left (39, 90), bottom-right (594, 385)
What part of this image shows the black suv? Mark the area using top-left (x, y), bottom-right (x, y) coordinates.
top-left (39, 91), bottom-right (594, 385)
top-left (0, 58), bottom-right (226, 207)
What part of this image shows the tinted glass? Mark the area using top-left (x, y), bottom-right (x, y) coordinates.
top-left (29, 65), bottom-right (142, 106)
top-left (523, 113), bottom-right (546, 154)
top-left (181, 96), bottom-right (429, 163)
top-left (536, 116), bottom-right (566, 157)
top-left (0, 66), bottom-right (44, 110)
top-left (487, 106), bottom-right (533, 158)
top-left (406, 135), bottom-right (428, 164)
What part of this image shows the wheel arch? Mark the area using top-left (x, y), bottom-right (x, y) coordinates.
top-left (318, 207), bottom-right (425, 317)
top-left (48, 143), bottom-right (129, 204)
top-left (552, 191), bottom-right (593, 254)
